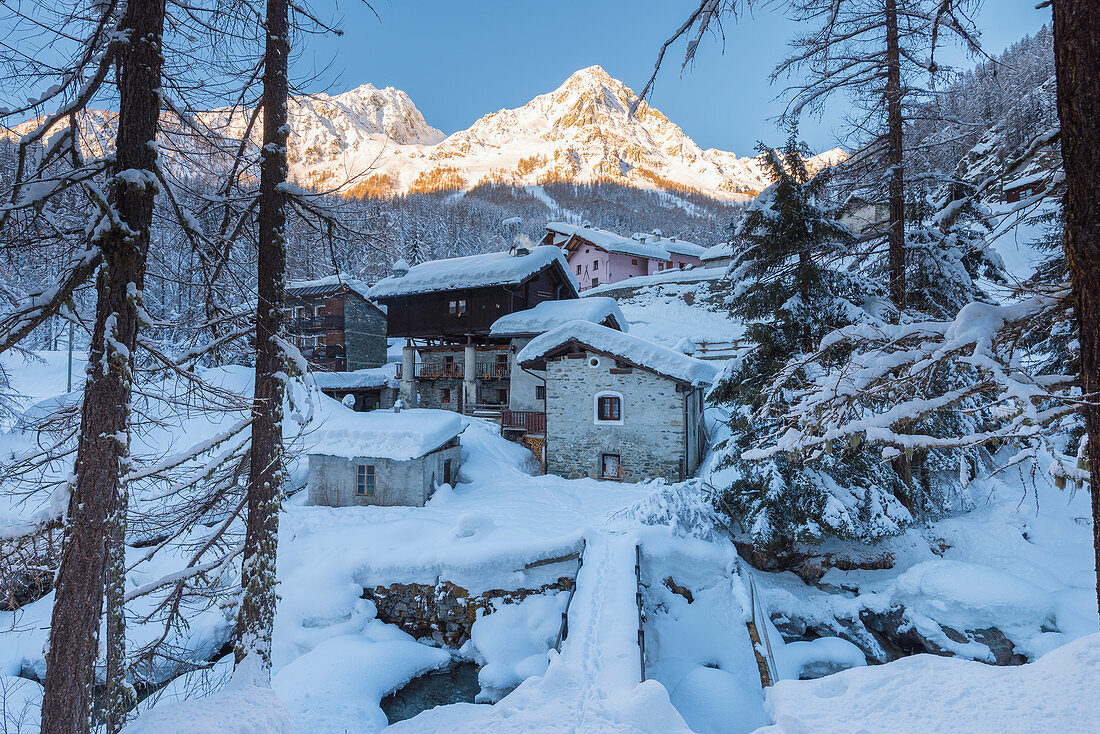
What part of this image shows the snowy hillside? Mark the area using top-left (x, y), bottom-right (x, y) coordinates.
top-left (7, 67), bottom-right (843, 201)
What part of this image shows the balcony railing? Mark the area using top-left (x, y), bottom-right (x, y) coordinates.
top-left (476, 361), bottom-right (509, 380)
top-left (501, 409), bottom-right (546, 435)
top-left (396, 362), bottom-right (464, 380)
top-left (396, 361), bottom-right (509, 380)
top-left (289, 314), bottom-right (344, 334)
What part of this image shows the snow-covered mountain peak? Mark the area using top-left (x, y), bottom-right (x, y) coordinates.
top-left (291, 83), bottom-right (444, 147)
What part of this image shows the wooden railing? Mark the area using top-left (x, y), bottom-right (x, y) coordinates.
top-left (476, 360), bottom-right (509, 380)
top-left (396, 362), bottom-right (464, 379)
top-left (695, 339), bottom-right (745, 358)
top-left (501, 409), bottom-right (546, 435)
top-left (290, 314), bottom-right (344, 333)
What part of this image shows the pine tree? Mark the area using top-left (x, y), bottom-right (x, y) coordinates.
top-left (710, 139), bottom-right (909, 549)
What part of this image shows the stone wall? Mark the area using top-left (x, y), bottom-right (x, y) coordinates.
top-left (364, 576), bottom-right (573, 647)
top-left (346, 297), bottom-right (388, 369)
top-left (544, 350), bottom-right (688, 483)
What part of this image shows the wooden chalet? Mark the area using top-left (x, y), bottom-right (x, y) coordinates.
top-left (367, 245), bottom-right (580, 416)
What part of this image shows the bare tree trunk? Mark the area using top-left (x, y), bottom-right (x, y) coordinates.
top-left (884, 0), bottom-right (906, 310)
top-left (40, 1), bottom-right (166, 732)
top-left (235, 0), bottom-right (289, 684)
top-left (1052, 0), bottom-right (1100, 624)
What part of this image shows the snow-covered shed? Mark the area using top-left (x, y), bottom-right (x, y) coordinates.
top-left (307, 409), bottom-right (464, 508)
top-left (700, 242), bottom-right (735, 269)
top-left (517, 321), bottom-right (717, 483)
top-left (311, 364), bottom-right (398, 412)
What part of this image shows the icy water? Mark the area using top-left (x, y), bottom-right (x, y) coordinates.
top-left (381, 661), bottom-right (483, 724)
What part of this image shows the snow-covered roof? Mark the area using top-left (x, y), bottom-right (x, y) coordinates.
top-left (489, 297), bottom-right (628, 337)
top-left (308, 408), bottom-right (463, 460)
top-left (517, 320), bottom-right (719, 386)
top-left (311, 364), bottom-right (397, 391)
top-left (546, 222), bottom-right (672, 261)
top-left (630, 232), bottom-right (706, 258)
top-left (288, 273), bottom-right (373, 302)
top-left (700, 242), bottom-right (734, 261)
top-left (1005, 172), bottom-right (1048, 189)
top-left (367, 246), bottom-right (578, 300)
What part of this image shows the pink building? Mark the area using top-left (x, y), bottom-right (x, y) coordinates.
top-left (541, 223), bottom-right (706, 291)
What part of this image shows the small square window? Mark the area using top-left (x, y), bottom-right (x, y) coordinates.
top-left (536, 385), bottom-right (546, 400)
top-left (591, 277), bottom-right (599, 287)
top-left (356, 464), bottom-right (375, 496)
top-left (597, 395), bottom-right (621, 421)
top-left (631, 258), bottom-right (638, 265)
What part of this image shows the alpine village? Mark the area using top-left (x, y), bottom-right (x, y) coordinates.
top-left (1, 3), bottom-right (1098, 734)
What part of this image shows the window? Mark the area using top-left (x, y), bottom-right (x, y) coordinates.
top-left (591, 277), bottom-right (599, 287)
top-left (600, 453), bottom-right (621, 480)
top-left (449, 300), bottom-right (457, 314)
top-left (356, 464), bottom-right (375, 496)
top-left (595, 392), bottom-right (622, 424)
top-left (577, 264), bottom-right (582, 274)
top-left (497, 388), bottom-right (508, 404)
top-left (443, 459), bottom-right (453, 486)
top-left (441, 387), bottom-right (452, 403)
top-left (631, 258), bottom-right (638, 265)
top-left (536, 385), bottom-right (546, 401)
top-left (457, 299), bottom-right (466, 315)
top-left (593, 260), bottom-right (599, 270)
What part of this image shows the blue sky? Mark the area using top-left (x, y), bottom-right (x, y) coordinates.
top-left (302, 1), bottom-right (1050, 155)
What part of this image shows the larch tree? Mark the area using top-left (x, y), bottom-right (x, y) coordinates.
top-left (234, 0), bottom-right (291, 682)
top-left (1050, 0), bottom-right (1100, 622)
top-left (40, 0), bottom-right (168, 731)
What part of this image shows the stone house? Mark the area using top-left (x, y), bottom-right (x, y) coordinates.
top-left (307, 409), bottom-right (464, 507)
top-left (312, 364), bottom-right (399, 412)
top-left (487, 298), bottom-right (628, 460)
top-left (517, 320), bottom-right (717, 483)
top-left (285, 274), bottom-right (388, 372)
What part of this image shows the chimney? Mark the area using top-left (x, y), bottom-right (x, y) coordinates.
top-left (392, 259), bottom-right (409, 277)
top-left (652, 229), bottom-right (662, 241)
top-left (669, 236), bottom-right (676, 243)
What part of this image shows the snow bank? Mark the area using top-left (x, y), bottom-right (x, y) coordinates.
top-left (306, 408), bottom-right (463, 460)
top-left (465, 591), bottom-right (568, 701)
top-left (271, 626), bottom-right (450, 732)
top-left (122, 683), bottom-right (292, 734)
top-left (753, 634), bottom-right (1100, 734)
top-left (517, 320), bottom-right (719, 386)
top-left (368, 245), bottom-right (578, 299)
top-left (489, 297), bottom-right (628, 336)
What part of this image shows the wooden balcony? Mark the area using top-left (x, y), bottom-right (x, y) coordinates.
top-left (290, 314), bottom-right (344, 334)
top-left (501, 409), bottom-right (546, 435)
top-left (476, 361), bottom-right (509, 380)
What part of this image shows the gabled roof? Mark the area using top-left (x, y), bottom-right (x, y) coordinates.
top-left (367, 246), bottom-right (579, 300)
top-left (629, 232), bottom-right (706, 258)
top-left (489, 297), bottom-right (628, 337)
top-left (700, 242), bottom-right (734, 261)
top-left (308, 408), bottom-right (464, 460)
top-left (517, 320), bottom-right (718, 386)
top-left (287, 273), bottom-right (373, 301)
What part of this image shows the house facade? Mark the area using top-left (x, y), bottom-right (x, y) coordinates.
top-left (285, 275), bottom-right (388, 372)
top-left (541, 223), bottom-right (706, 291)
top-left (312, 365), bottom-right (399, 412)
top-left (518, 321), bottom-right (716, 483)
top-left (367, 245), bottom-right (580, 416)
top-left (307, 409), bottom-right (463, 508)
